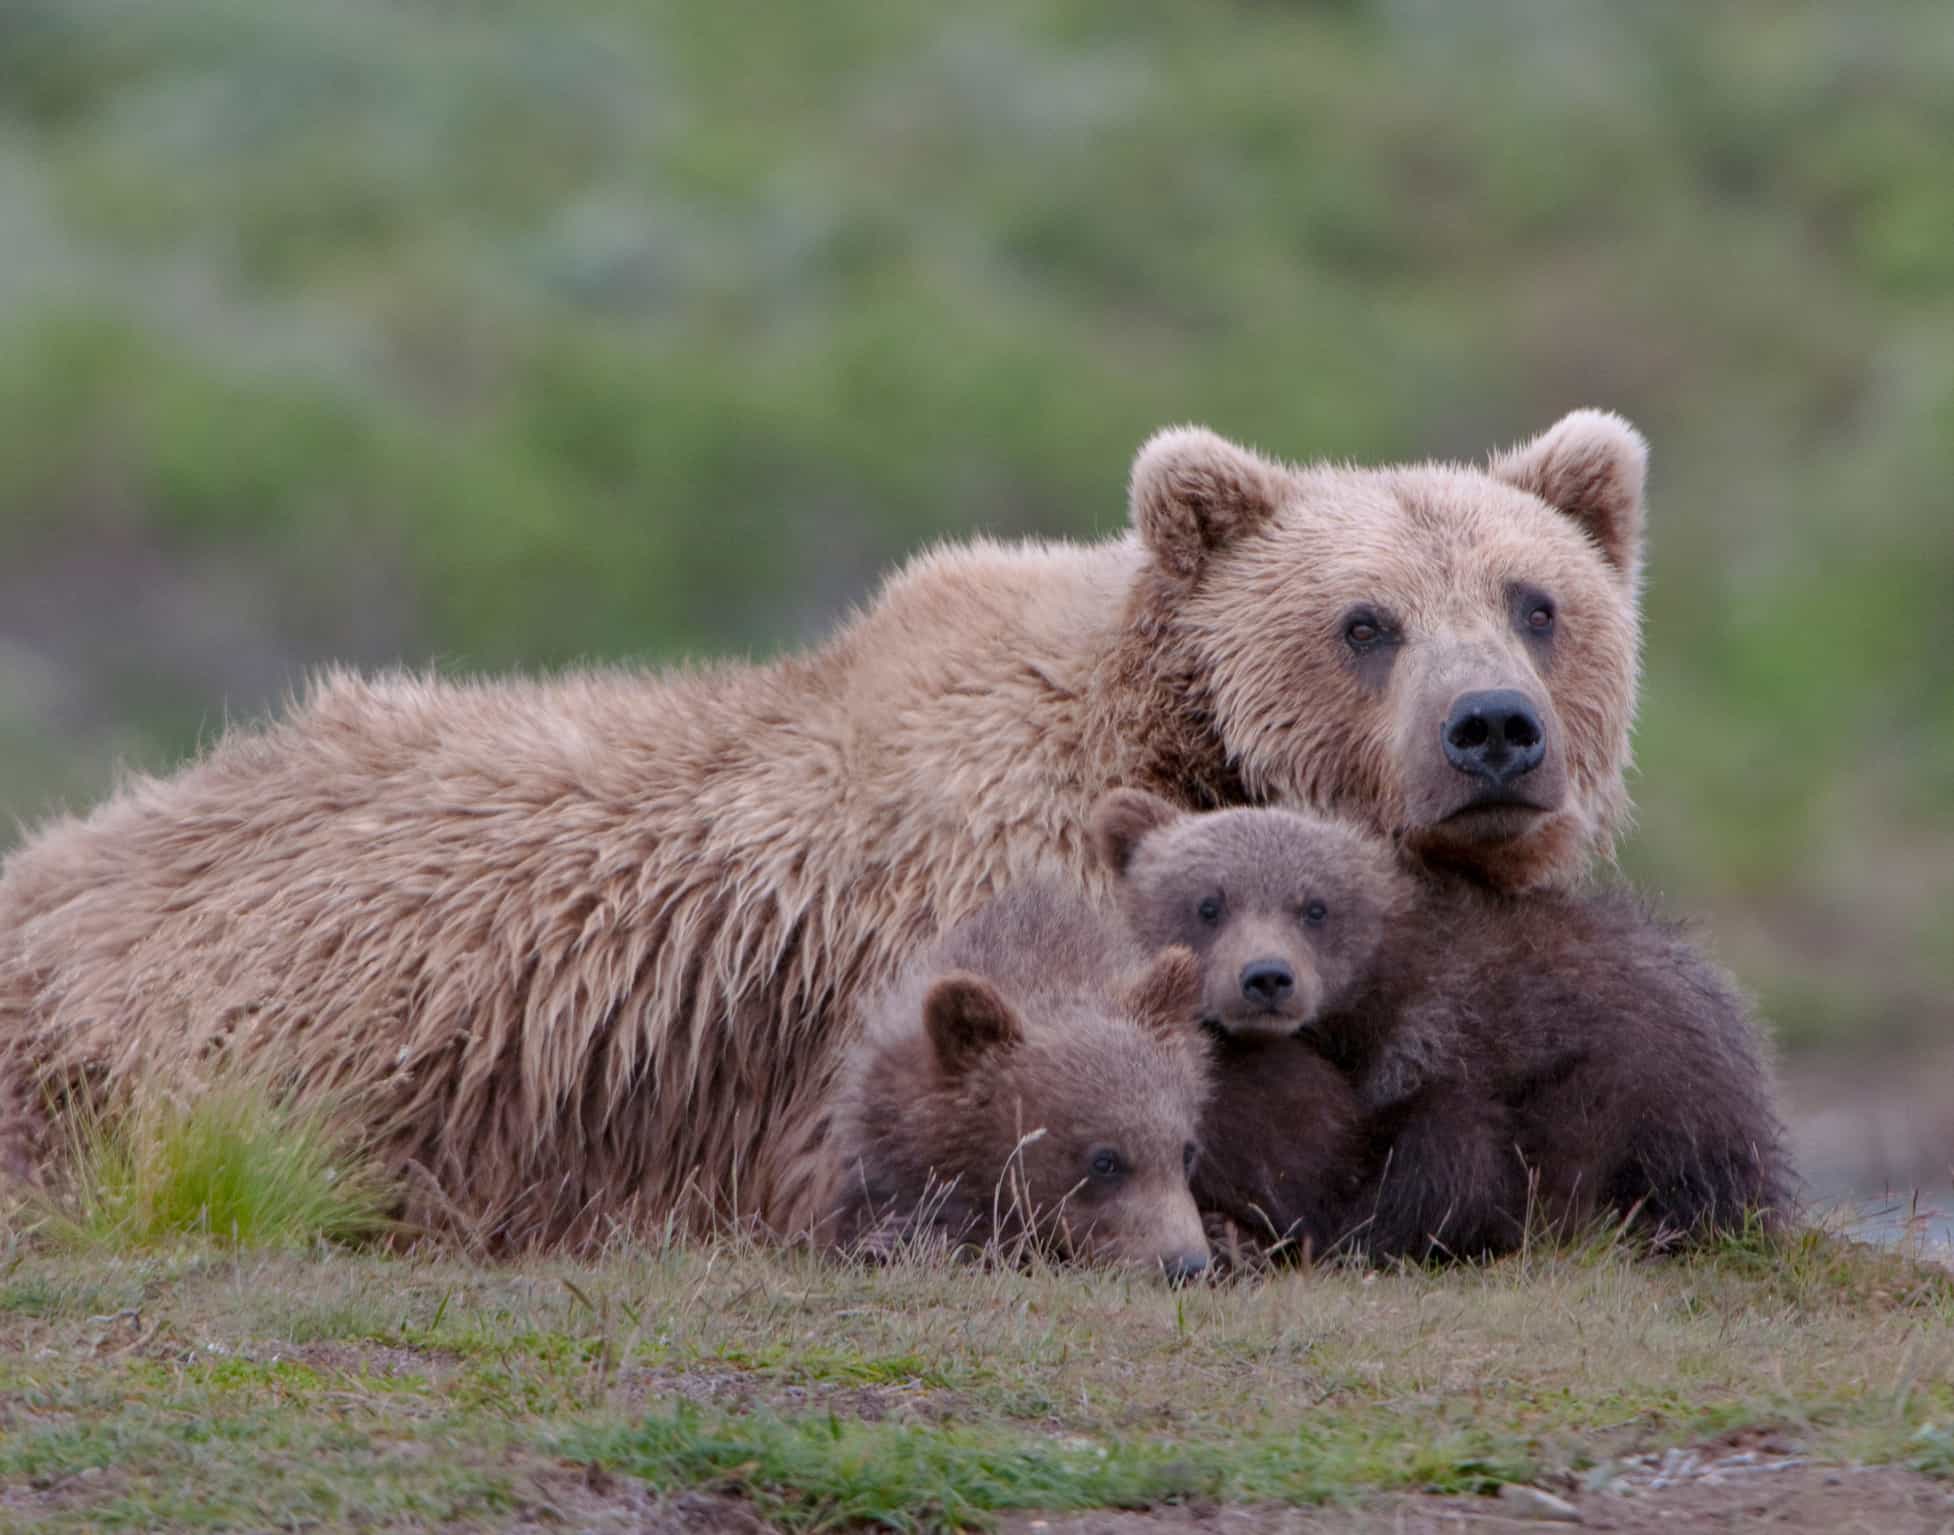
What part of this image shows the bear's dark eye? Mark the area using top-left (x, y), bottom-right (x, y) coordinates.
top-left (1197, 895), bottom-right (1223, 926)
top-left (1339, 606), bottom-right (1402, 683)
top-left (1182, 1141), bottom-right (1199, 1176)
top-left (1304, 899), bottom-right (1328, 925)
top-left (1510, 584), bottom-right (1557, 644)
top-left (1088, 1147), bottom-right (1124, 1180)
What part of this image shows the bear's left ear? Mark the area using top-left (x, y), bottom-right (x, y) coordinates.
top-left (1090, 787), bottom-right (1182, 878)
top-left (1129, 426), bottom-right (1290, 582)
top-left (924, 972), bottom-right (1024, 1077)
top-left (1124, 945), bottom-right (1203, 1044)
top-left (1489, 409), bottom-right (1648, 585)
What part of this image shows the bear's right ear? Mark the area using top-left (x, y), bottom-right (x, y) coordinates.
top-left (924, 972), bottom-right (1024, 1077)
top-left (1090, 787), bottom-right (1182, 878)
top-left (1489, 409), bottom-right (1648, 587)
top-left (1129, 426), bottom-right (1290, 582)
top-left (1124, 945), bottom-right (1203, 1044)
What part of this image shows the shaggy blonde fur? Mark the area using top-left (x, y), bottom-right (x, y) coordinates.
top-left (0, 412), bottom-right (1648, 1248)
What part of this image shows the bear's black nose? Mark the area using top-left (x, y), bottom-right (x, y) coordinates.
top-left (1239, 960), bottom-right (1294, 1008)
top-left (1443, 689), bottom-right (1546, 786)
top-left (1160, 1249), bottom-right (1209, 1285)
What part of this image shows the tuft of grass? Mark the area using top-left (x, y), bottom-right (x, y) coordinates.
top-left (1695, 1216), bottom-right (1954, 1316)
top-left (36, 1081), bottom-right (398, 1253)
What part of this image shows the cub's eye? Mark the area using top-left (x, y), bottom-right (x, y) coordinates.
top-left (1182, 1141), bottom-right (1199, 1176)
top-left (1197, 896), bottom-right (1223, 926)
top-left (1526, 602), bottom-right (1555, 634)
top-left (1304, 899), bottom-right (1329, 925)
top-left (1345, 618), bottom-right (1380, 648)
top-left (1088, 1148), bottom-right (1124, 1180)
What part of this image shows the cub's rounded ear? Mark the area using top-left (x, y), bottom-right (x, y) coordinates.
top-left (924, 972), bottom-right (1023, 1076)
top-left (1489, 409), bottom-right (1648, 587)
top-left (1124, 945), bottom-right (1203, 1043)
top-left (1090, 787), bottom-right (1181, 878)
top-left (1129, 426), bottom-right (1290, 581)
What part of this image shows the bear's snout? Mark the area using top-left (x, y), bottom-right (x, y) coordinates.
top-left (1441, 689), bottom-right (1546, 788)
top-left (1239, 959), bottom-right (1295, 1009)
top-left (1159, 1248), bottom-right (1209, 1285)
top-left (1401, 660), bottom-right (1576, 886)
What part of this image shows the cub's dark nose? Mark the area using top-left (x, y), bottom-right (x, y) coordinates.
top-left (1442, 689), bottom-right (1546, 786)
top-left (1239, 960), bottom-right (1294, 1009)
top-left (1161, 1249), bottom-right (1209, 1285)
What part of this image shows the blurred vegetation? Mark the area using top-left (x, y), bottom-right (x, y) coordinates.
top-left (0, 0), bottom-right (1948, 1054)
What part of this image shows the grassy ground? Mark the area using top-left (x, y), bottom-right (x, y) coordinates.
top-left (2, 1219), bottom-right (1951, 1532)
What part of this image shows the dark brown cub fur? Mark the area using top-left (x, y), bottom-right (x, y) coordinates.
top-left (1187, 1035), bottom-right (1367, 1265)
top-left (1323, 881), bottom-right (1790, 1261)
top-left (824, 880), bottom-right (1213, 1278)
top-left (1092, 790), bottom-right (1410, 1257)
top-left (1094, 793), bottom-right (1790, 1263)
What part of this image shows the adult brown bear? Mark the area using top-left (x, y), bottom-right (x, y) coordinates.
top-left (0, 411), bottom-right (1648, 1249)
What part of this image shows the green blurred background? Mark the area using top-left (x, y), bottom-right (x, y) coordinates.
top-left (1, 1), bottom-right (1949, 1105)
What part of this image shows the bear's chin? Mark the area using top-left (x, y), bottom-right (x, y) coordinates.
top-left (1402, 807), bottom-right (1589, 893)
top-left (1436, 802), bottom-right (1550, 841)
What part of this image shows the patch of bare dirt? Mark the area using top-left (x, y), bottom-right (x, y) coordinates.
top-left (125, 1331), bottom-right (461, 1382)
top-left (513, 1468), bottom-right (773, 1535)
top-left (0, 1464), bottom-right (131, 1526)
top-left (278, 1339), bottom-right (460, 1380)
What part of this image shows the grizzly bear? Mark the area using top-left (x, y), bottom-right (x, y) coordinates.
top-left (0, 410), bottom-right (1649, 1248)
top-left (813, 881), bottom-right (1211, 1279)
top-left (1094, 791), bottom-right (1789, 1263)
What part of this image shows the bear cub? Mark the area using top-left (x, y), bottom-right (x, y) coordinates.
top-left (1092, 789), bottom-right (1405, 1261)
top-left (1092, 789), bottom-right (1408, 1041)
top-left (1092, 790), bottom-right (1789, 1264)
top-left (822, 879), bottom-right (1213, 1279)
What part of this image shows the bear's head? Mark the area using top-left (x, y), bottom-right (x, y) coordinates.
top-left (1123, 410), bottom-right (1646, 891)
top-left (828, 945), bottom-right (1212, 1280)
top-left (1091, 788), bottom-right (1408, 1042)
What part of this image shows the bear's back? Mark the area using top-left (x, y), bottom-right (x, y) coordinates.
top-left (922, 877), bottom-right (1138, 1007)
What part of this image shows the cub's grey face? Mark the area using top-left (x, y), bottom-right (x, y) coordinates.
top-left (1092, 793), bottom-right (1406, 1042)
